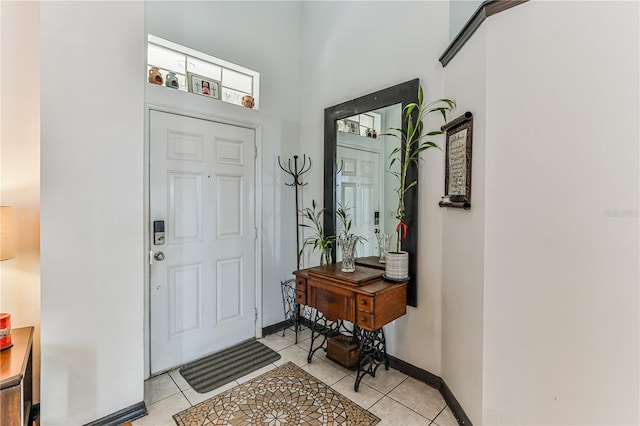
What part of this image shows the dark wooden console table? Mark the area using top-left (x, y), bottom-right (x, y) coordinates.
top-left (294, 263), bottom-right (407, 391)
top-left (1, 326), bottom-right (34, 426)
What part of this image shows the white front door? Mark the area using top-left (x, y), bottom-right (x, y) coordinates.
top-left (149, 110), bottom-right (256, 374)
top-left (337, 146), bottom-right (382, 257)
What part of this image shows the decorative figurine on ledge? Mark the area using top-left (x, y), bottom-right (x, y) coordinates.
top-left (242, 95), bottom-right (255, 109)
top-left (148, 67), bottom-right (163, 85)
top-left (165, 72), bottom-right (179, 89)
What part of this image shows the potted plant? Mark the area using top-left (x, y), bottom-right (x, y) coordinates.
top-left (384, 85), bottom-right (455, 280)
top-left (335, 202), bottom-right (366, 273)
top-left (299, 199), bottom-right (334, 266)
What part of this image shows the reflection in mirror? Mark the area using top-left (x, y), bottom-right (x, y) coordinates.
top-left (335, 105), bottom-right (401, 259)
top-left (324, 79), bottom-right (419, 306)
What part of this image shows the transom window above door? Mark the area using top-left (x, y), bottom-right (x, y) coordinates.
top-left (147, 34), bottom-right (260, 109)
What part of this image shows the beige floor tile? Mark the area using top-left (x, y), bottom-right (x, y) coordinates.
top-left (259, 333), bottom-right (293, 352)
top-left (321, 354), bottom-right (357, 375)
top-left (296, 339), bottom-right (328, 361)
top-left (301, 358), bottom-right (349, 386)
top-left (235, 363), bottom-right (278, 384)
top-left (182, 379), bottom-right (239, 405)
top-left (369, 396), bottom-right (431, 426)
top-left (350, 366), bottom-right (408, 394)
top-left (433, 406), bottom-right (458, 426)
top-left (387, 377), bottom-right (446, 421)
top-left (133, 393), bottom-right (190, 426)
top-left (143, 373), bottom-right (181, 406)
top-left (330, 375), bottom-right (384, 409)
top-left (167, 368), bottom-right (190, 391)
top-left (273, 344), bottom-right (313, 366)
top-left (282, 326), bottom-right (312, 343)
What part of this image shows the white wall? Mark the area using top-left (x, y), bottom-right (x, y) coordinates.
top-left (441, 24), bottom-right (487, 424)
top-left (40, 2), bottom-right (145, 424)
top-left (482, 2), bottom-right (639, 424)
top-left (441, 2), bottom-right (640, 423)
top-left (0, 0), bottom-right (42, 404)
top-left (449, 0), bottom-right (483, 40)
top-left (300, 1), bottom-right (450, 375)
top-left (144, 0), bottom-right (303, 332)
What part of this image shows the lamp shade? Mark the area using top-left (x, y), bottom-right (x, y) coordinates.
top-left (0, 206), bottom-right (15, 261)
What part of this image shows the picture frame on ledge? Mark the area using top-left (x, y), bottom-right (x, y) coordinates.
top-left (187, 72), bottom-right (221, 100)
top-left (344, 119), bottom-right (360, 134)
top-left (440, 111), bottom-right (473, 210)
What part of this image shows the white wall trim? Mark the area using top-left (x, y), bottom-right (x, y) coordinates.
top-left (143, 102), bottom-right (264, 378)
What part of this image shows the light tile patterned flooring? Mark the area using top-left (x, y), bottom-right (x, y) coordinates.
top-left (133, 328), bottom-right (458, 426)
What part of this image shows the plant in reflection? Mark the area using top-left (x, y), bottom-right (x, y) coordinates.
top-left (335, 202), bottom-right (367, 245)
top-left (299, 199), bottom-right (334, 266)
top-left (335, 202), bottom-right (366, 273)
top-left (385, 85), bottom-right (455, 251)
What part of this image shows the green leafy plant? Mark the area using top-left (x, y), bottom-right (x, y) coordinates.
top-left (299, 199), bottom-right (334, 265)
top-left (385, 85), bottom-right (455, 251)
top-left (336, 202), bottom-right (366, 245)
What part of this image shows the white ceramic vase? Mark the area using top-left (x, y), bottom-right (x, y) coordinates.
top-left (385, 251), bottom-right (409, 281)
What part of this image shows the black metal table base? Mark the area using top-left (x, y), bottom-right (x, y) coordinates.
top-left (280, 278), bottom-right (309, 344)
top-left (354, 327), bottom-right (389, 391)
top-left (307, 309), bottom-right (390, 391)
top-left (307, 309), bottom-right (352, 362)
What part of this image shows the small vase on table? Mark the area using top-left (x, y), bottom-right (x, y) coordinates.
top-left (376, 232), bottom-right (391, 263)
top-left (338, 234), bottom-right (357, 273)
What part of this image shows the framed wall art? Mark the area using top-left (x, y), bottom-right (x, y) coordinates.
top-left (187, 72), bottom-right (220, 100)
top-left (439, 111), bottom-right (473, 209)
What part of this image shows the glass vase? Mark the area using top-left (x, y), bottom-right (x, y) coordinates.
top-left (320, 248), bottom-right (333, 266)
top-left (338, 235), bottom-right (358, 273)
top-left (376, 233), bottom-right (392, 263)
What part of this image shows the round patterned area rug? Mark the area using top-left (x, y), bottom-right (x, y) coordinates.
top-left (173, 361), bottom-right (380, 426)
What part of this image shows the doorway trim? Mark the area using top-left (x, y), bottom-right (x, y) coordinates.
top-left (143, 103), bottom-right (263, 379)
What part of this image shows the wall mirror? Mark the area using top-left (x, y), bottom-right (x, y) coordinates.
top-left (324, 79), bottom-right (419, 306)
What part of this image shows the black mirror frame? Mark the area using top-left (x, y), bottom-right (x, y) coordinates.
top-left (324, 78), bottom-right (420, 307)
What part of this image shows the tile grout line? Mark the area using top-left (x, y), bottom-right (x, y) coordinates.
top-left (365, 375), bottom-right (435, 424)
top-left (167, 369), bottom-right (194, 407)
top-left (430, 405), bottom-right (448, 426)
top-left (384, 389), bottom-right (446, 424)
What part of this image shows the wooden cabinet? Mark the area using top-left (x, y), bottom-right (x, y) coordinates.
top-left (1, 327), bottom-right (34, 426)
top-left (294, 263), bottom-right (407, 390)
top-left (294, 263), bottom-right (407, 332)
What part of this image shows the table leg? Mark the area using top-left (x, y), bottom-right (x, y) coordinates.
top-left (307, 309), bottom-right (329, 363)
top-left (354, 326), bottom-right (388, 392)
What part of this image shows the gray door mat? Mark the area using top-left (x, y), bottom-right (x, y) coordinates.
top-left (179, 339), bottom-right (281, 393)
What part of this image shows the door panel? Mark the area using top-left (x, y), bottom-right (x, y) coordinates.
top-left (150, 110), bottom-right (256, 374)
top-left (337, 146), bottom-right (381, 258)
top-left (216, 175), bottom-right (243, 238)
top-left (216, 257), bottom-right (244, 323)
top-left (169, 172), bottom-right (202, 242)
top-left (169, 263), bottom-right (202, 336)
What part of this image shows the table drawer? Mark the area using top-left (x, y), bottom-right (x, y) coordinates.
top-left (295, 290), bottom-right (306, 305)
top-left (356, 311), bottom-right (376, 331)
top-left (296, 277), bottom-right (307, 291)
top-left (356, 294), bottom-right (374, 313)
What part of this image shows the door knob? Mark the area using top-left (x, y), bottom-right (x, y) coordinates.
top-left (153, 251), bottom-right (165, 261)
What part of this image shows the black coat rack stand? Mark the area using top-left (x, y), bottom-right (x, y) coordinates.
top-left (277, 154), bottom-right (311, 343)
top-left (278, 154), bottom-right (312, 269)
